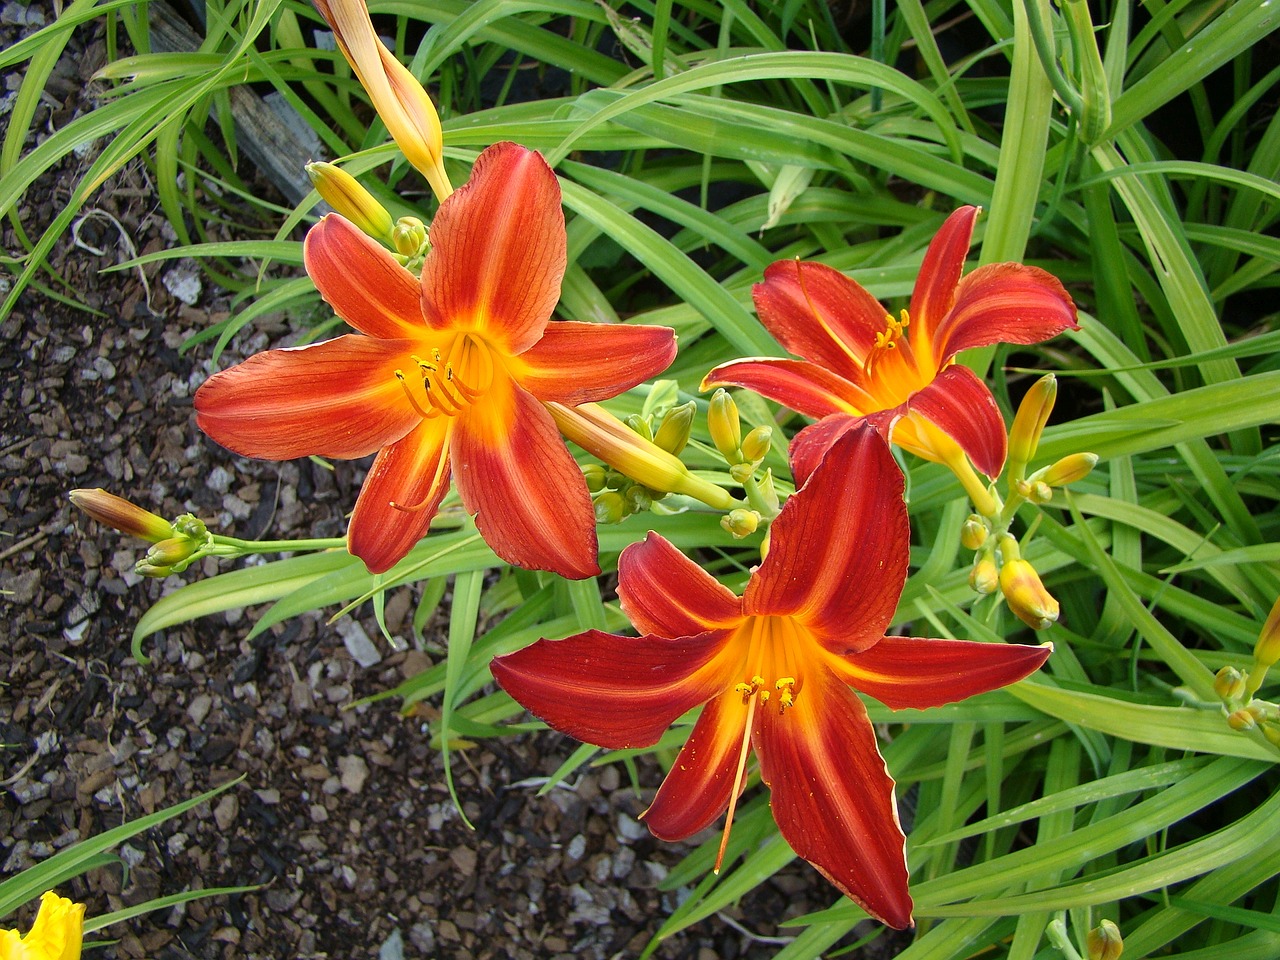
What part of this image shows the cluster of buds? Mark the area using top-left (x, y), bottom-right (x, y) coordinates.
top-left (307, 162), bottom-right (431, 266)
top-left (69, 489), bottom-right (212, 577)
top-left (583, 399), bottom-right (698, 524)
top-left (1213, 595), bottom-right (1280, 749)
top-left (960, 375), bottom-right (1097, 630)
top-left (707, 389), bottom-right (777, 539)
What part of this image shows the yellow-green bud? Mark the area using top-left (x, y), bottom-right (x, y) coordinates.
top-left (69, 489), bottom-right (175, 542)
top-left (593, 491), bottom-right (627, 525)
top-left (1086, 919), bottom-right (1123, 960)
top-left (653, 401), bottom-right (696, 456)
top-left (1261, 722), bottom-right (1280, 750)
top-left (1007, 374), bottom-right (1056, 481)
top-left (960, 515), bottom-right (988, 551)
top-left (740, 425), bottom-right (773, 464)
top-left (999, 559), bottom-right (1060, 630)
top-left (707, 389), bottom-right (743, 463)
top-left (1038, 452), bottom-right (1099, 488)
top-left (1227, 708), bottom-right (1257, 732)
top-left (392, 216), bottom-right (429, 258)
top-left (625, 485), bottom-right (653, 514)
top-left (754, 469), bottom-right (780, 516)
top-left (728, 461), bottom-right (756, 484)
top-left (1254, 595), bottom-right (1280, 669)
top-left (582, 464), bottom-right (607, 493)
top-left (624, 414), bottom-right (654, 444)
top-left (720, 508), bottom-right (760, 539)
top-left (173, 514), bottom-right (208, 540)
top-left (1214, 665), bottom-right (1247, 702)
top-left (307, 162), bottom-right (396, 242)
top-left (1023, 480), bottom-right (1053, 504)
top-left (970, 555), bottom-right (999, 595)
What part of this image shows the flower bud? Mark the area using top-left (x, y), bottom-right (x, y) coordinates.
top-left (999, 559), bottom-right (1060, 630)
top-left (392, 216), bottom-right (428, 258)
top-left (1086, 919), bottom-right (1123, 960)
top-left (1025, 480), bottom-right (1053, 504)
top-left (306, 162), bottom-right (395, 242)
top-left (1038, 452), bottom-right (1098, 487)
top-left (1261, 722), bottom-right (1280, 750)
top-left (624, 414), bottom-right (654, 444)
top-left (729, 461), bottom-right (756, 484)
top-left (720, 508), bottom-right (760, 539)
top-left (624, 485), bottom-right (653, 514)
top-left (652, 401), bottom-right (695, 456)
top-left (69, 489), bottom-right (175, 542)
top-left (740, 425), bottom-right (772, 464)
top-left (970, 554), bottom-right (999, 595)
top-left (1254, 594), bottom-right (1280, 669)
top-left (960, 515), bottom-right (988, 551)
top-left (1007, 374), bottom-right (1056, 481)
top-left (707, 389), bottom-right (743, 463)
top-left (753, 469), bottom-right (780, 516)
top-left (582, 464), bottom-right (607, 493)
top-left (173, 514), bottom-right (208, 540)
top-left (1214, 665), bottom-right (1247, 703)
top-left (1227, 708), bottom-right (1257, 732)
top-left (593, 491), bottom-right (627, 525)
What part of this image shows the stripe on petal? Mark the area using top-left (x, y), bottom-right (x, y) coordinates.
top-left (451, 373), bottom-right (599, 578)
top-left (747, 425), bottom-right (908, 654)
top-left (194, 336), bottom-right (420, 459)
top-left (348, 416), bottom-right (452, 574)
top-left (516, 321), bottom-right (676, 404)
top-left (933, 262), bottom-right (1079, 360)
top-left (491, 628), bottom-right (735, 749)
top-left (829, 637), bottom-right (1052, 710)
top-left (645, 691), bottom-right (748, 841)
top-left (618, 532), bottom-right (744, 637)
top-left (907, 366), bottom-right (1007, 477)
top-left (702, 358), bottom-right (874, 420)
top-left (305, 215), bottom-right (425, 340)
top-left (909, 206), bottom-right (977, 363)
top-left (754, 669), bottom-right (913, 928)
top-left (421, 143), bottom-right (566, 355)
top-left (753, 260), bottom-right (885, 385)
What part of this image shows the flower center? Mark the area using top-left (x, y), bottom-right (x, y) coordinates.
top-left (394, 333), bottom-right (494, 419)
top-left (865, 309), bottom-right (911, 376)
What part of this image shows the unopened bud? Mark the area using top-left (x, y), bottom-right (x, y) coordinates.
top-left (593, 491), bottom-right (627, 524)
top-left (754, 469), bottom-right (780, 515)
top-left (1025, 480), bottom-right (1053, 504)
top-left (624, 414), bottom-right (654, 444)
top-left (582, 464), bottom-right (607, 493)
top-left (1227, 708), bottom-right (1257, 732)
top-left (1007, 374), bottom-right (1057, 481)
top-left (392, 216), bottom-right (428, 258)
top-left (1038, 452), bottom-right (1098, 488)
top-left (173, 514), bottom-right (208, 540)
top-left (1254, 595), bottom-right (1280, 669)
top-left (960, 515), bottom-right (988, 551)
top-left (1261, 722), bottom-right (1280, 750)
top-left (740, 425), bottom-right (772, 464)
top-left (1214, 665), bottom-right (1247, 702)
top-left (652, 401), bottom-right (695, 456)
top-left (307, 162), bottom-right (395, 241)
top-left (720, 508), bottom-right (760, 539)
top-left (69, 489), bottom-right (175, 542)
top-left (970, 555), bottom-right (999, 595)
top-left (707, 389), bottom-right (743, 463)
top-left (729, 461), bottom-right (756, 484)
top-left (624, 485), bottom-right (653, 514)
top-left (999, 559), bottom-right (1060, 630)
top-left (1086, 919), bottom-right (1123, 960)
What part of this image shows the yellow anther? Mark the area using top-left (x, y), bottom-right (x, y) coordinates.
top-left (759, 690), bottom-right (770, 704)
top-left (775, 677), bottom-right (796, 690)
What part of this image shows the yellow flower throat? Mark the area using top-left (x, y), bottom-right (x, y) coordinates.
top-left (394, 333), bottom-right (495, 418)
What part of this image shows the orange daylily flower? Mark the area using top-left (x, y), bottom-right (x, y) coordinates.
top-left (492, 425), bottom-right (1052, 928)
top-left (195, 143), bottom-right (677, 577)
top-left (704, 206), bottom-right (1078, 484)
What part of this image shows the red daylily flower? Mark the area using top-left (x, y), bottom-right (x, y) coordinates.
top-left (492, 425), bottom-right (1052, 928)
top-left (195, 143), bottom-right (676, 577)
top-left (704, 206), bottom-right (1078, 483)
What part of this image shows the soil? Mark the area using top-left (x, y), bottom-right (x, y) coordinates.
top-left (1, 6), bottom-right (907, 959)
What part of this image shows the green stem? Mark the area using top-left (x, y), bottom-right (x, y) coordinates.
top-left (211, 535), bottom-right (347, 554)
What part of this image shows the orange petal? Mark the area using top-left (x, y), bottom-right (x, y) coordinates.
top-left (702, 357), bottom-right (876, 419)
top-left (617, 532), bottom-right (744, 637)
top-left (908, 206), bottom-right (977, 362)
top-left (194, 335), bottom-right (420, 459)
top-left (645, 690), bottom-right (750, 841)
top-left (515, 321), bottom-right (676, 403)
top-left (348, 416), bottom-right (453, 574)
top-left (746, 424), bottom-right (908, 655)
top-left (305, 215), bottom-right (425, 339)
top-left (451, 373), bottom-right (599, 579)
top-left (491, 628), bottom-right (735, 750)
top-left (421, 143), bottom-right (566, 355)
top-left (933, 261), bottom-right (1079, 360)
top-left (755, 668), bottom-right (913, 929)
top-left (829, 636), bottom-right (1052, 709)
top-left (906, 365), bottom-right (1008, 478)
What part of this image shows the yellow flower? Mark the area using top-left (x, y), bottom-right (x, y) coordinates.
top-left (1, 892), bottom-right (85, 960)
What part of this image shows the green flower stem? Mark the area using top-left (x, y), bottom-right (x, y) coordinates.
top-left (943, 451), bottom-right (1000, 519)
top-left (209, 535), bottom-right (347, 555)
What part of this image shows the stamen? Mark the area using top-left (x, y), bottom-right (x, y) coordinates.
top-left (714, 691), bottom-right (759, 875)
top-left (395, 370), bottom-right (438, 419)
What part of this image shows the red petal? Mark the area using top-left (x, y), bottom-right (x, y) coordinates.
top-left (304, 215), bottom-right (425, 339)
top-left (932, 262), bottom-right (1079, 360)
top-left (645, 690), bottom-right (749, 841)
top-left (908, 206), bottom-right (977, 363)
top-left (516, 321), bottom-right (677, 404)
top-left (788, 413), bottom-right (860, 487)
top-left (450, 374), bottom-right (599, 578)
top-left (829, 636), bottom-right (1052, 710)
top-left (194, 336), bottom-right (420, 460)
top-left (702, 358), bottom-right (875, 420)
top-left (747, 425), bottom-right (908, 655)
top-left (420, 143), bottom-right (566, 355)
top-left (617, 532), bottom-right (744, 637)
top-left (752, 260), bottom-right (886, 385)
top-left (491, 628), bottom-right (735, 749)
top-left (348, 416), bottom-right (453, 574)
top-left (755, 668), bottom-right (913, 928)
top-left (906, 365), bottom-right (1007, 477)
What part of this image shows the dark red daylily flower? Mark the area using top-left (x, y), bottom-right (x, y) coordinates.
top-left (703, 206), bottom-right (1078, 483)
top-left (195, 143), bottom-right (676, 577)
top-left (492, 425), bottom-right (1052, 928)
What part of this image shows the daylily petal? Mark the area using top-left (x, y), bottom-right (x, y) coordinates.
top-left (194, 336), bottom-right (419, 460)
top-left (905, 365), bottom-right (1008, 477)
top-left (348, 416), bottom-right (452, 574)
top-left (420, 143), bottom-right (566, 355)
top-left (829, 636), bottom-right (1053, 710)
top-left (747, 425), bottom-right (907, 654)
top-left (702, 357), bottom-right (876, 420)
top-left (755, 667), bottom-right (913, 929)
top-left (491, 628), bottom-right (736, 749)
top-left (932, 262), bottom-right (1079, 361)
top-left (787, 413), bottom-right (859, 488)
top-left (617, 532), bottom-right (744, 637)
top-left (752, 259), bottom-right (887, 384)
top-left (644, 690), bottom-right (749, 841)
top-left (450, 372), bottom-right (599, 579)
top-left (304, 214), bottom-right (425, 340)
top-left (516, 321), bottom-right (677, 404)
top-left (908, 206), bottom-right (977, 362)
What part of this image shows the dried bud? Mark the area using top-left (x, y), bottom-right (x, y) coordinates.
top-left (1007, 374), bottom-right (1057, 481)
top-left (306, 162), bottom-right (395, 242)
top-left (999, 559), bottom-right (1060, 630)
top-left (652, 401), bottom-right (696, 456)
top-left (707, 389), bottom-right (743, 463)
top-left (960, 515), bottom-right (988, 551)
top-left (720, 508), bottom-right (760, 539)
top-left (69, 489), bottom-right (174, 542)
top-left (1038, 452), bottom-right (1098, 487)
top-left (1086, 919), bottom-right (1123, 960)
